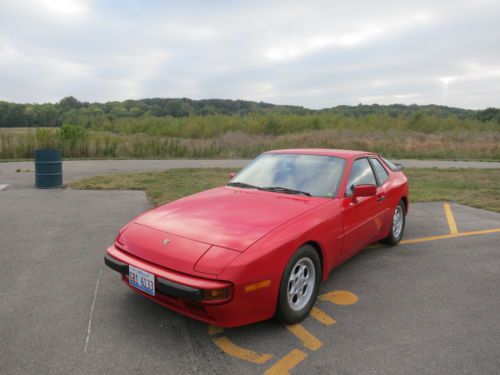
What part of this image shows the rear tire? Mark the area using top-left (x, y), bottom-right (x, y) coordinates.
top-left (381, 200), bottom-right (406, 246)
top-left (276, 245), bottom-right (321, 324)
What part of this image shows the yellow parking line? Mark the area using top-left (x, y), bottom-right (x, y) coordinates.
top-left (444, 203), bottom-right (459, 235)
top-left (208, 324), bottom-right (224, 336)
top-left (212, 336), bottom-right (273, 364)
top-left (371, 226), bottom-right (499, 248)
top-left (310, 307), bottom-right (336, 325)
top-left (400, 233), bottom-right (456, 245)
top-left (286, 324), bottom-right (322, 351)
top-left (264, 349), bottom-right (308, 375)
top-left (320, 290), bottom-right (359, 305)
top-left (458, 228), bottom-right (500, 237)
top-left (399, 227), bottom-right (500, 245)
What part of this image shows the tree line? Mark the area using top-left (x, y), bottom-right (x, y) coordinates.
top-left (1, 96), bottom-right (499, 128)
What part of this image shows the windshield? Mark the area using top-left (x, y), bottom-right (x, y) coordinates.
top-left (229, 153), bottom-right (346, 197)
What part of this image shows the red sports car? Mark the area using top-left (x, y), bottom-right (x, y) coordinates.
top-left (105, 149), bottom-right (409, 327)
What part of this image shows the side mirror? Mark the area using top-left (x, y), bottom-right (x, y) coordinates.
top-left (228, 172), bottom-right (236, 180)
top-left (352, 184), bottom-right (376, 203)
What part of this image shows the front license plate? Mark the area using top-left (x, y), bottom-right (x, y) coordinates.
top-left (129, 265), bottom-right (155, 296)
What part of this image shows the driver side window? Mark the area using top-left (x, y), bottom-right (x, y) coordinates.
top-left (346, 158), bottom-right (377, 196)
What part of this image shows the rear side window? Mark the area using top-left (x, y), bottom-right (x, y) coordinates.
top-left (381, 157), bottom-right (402, 171)
top-left (370, 158), bottom-right (389, 185)
top-left (346, 158), bottom-right (377, 196)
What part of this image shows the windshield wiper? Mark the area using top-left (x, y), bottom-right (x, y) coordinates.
top-left (226, 181), bottom-right (261, 190)
top-left (260, 186), bottom-right (311, 196)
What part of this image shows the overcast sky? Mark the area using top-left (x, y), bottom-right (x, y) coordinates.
top-left (0, 0), bottom-right (499, 109)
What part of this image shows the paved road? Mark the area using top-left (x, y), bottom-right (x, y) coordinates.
top-left (1, 158), bottom-right (498, 190)
top-left (0, 159), bottom-right (249, 189)
top-left (1, 184), bottom-right (500, 374)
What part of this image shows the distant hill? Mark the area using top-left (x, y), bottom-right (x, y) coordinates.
top-left (0, 96), bottom-right (499, 127)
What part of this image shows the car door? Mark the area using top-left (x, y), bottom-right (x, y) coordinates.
top-left (369, 156), bottom-right (393, 238)
top-left (341, 157), bottom-right (386, 259)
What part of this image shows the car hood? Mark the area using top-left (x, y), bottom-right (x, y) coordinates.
top-left (134, 186), bottom-right (326, 251)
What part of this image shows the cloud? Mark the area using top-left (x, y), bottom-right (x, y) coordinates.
top-left (37, 0), bottom-right (90, 17)
top-left (266, 26), bottom-right (385, 61)
top-left (0, 0), bottom-right (499, 108)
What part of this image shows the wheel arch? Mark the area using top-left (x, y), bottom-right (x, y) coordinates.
top-left (302, 240), bottom-right (327, 281)
top-left (401, 196), bottom-right (409, 215)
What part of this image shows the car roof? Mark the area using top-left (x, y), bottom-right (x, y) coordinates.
top-left (265, 148), bottom-right (376, 159)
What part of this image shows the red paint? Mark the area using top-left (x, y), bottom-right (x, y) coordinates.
top-left (134, 187), bottom-right (323, 251)
top-left (352, 184), bottom-right (377, 203)
top-left (106, 149), bottom-right (409, 327)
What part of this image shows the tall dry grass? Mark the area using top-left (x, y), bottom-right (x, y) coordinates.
top-left (1, 127), bottom-right (499, 160)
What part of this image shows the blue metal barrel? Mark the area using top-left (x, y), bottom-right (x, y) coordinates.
top-left (34, 149), bottom-right (63, 188)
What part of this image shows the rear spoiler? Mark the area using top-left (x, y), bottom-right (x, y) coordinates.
top-left (393, 162), bottom-right (404, 171)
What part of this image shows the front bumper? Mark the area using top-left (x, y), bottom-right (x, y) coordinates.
top-left (105, 245), bottom-right (277, 327)
top-left (105, 254), bottom-right (204, 301)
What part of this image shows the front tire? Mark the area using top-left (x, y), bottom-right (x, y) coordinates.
top-left (381, 200), bottom-right (406, 245)
top-left (276, 245), bottom-right (321, 324)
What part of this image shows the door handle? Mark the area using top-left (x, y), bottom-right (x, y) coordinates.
top-left (377, 195), bottom-right (385, 202)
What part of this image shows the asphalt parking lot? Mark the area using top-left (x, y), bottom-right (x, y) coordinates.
top-left (1, 158), bottom-right (499, 191)
top-left (1, 184), bottom-right (500, 374)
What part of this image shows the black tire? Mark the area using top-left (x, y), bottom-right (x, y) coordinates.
top-left (276, 244), bottom-right (322, 324)
top-left (381, 200), bottom-right (406, 245)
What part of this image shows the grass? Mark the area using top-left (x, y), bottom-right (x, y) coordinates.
top-left (69, 167), bottom-right (500, 212)
top-left (2, 121), bottom-right (500, 160)
top-left (407, 168), bottom-right (500, 212)
top-left (70, 168), bottom-right (234, 206)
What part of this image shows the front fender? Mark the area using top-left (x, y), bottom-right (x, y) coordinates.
top-left (218, 198), bottom-right (343, 309)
